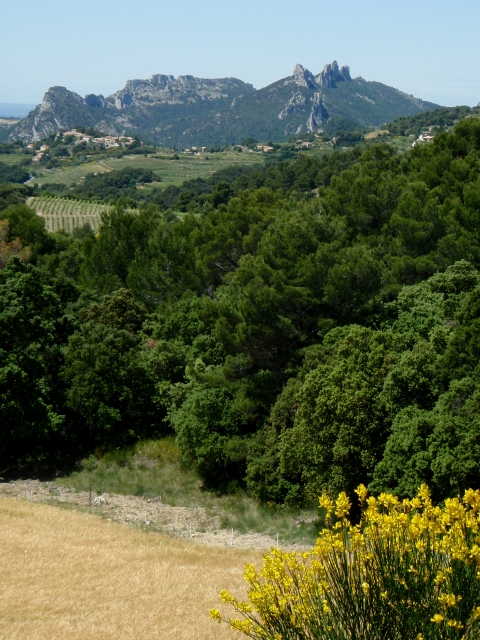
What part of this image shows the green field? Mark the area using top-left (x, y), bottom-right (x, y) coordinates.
top-left (28, 196), bottom-right (114, 232)
top-left (0, 153), bottom-right (30, 165)
top-left (30, 161), bottom-right (110, 187)
top-left (29, 152), bottom-right (263, 189)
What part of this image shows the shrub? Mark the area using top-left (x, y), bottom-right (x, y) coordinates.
top-left (211, 485), bottom-right (480, 639)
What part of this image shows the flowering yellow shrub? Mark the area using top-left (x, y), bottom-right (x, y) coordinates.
top-left (211, 485), bottom-right (480, 639)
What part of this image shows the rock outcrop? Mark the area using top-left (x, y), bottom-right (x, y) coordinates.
top-left (85, 94), bottom-right (106, 108)
top-left (315, 61), bottom-right (352, 88)
top-left (291, 64), bottom-right (316, 90)
top-left (278, 91), bottom-right (307, 119)
top-left (306, 93), bottom-right (329, 131)
top-left (106, 74), bottom-right (253, 109)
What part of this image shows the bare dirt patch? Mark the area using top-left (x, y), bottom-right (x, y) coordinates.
top-left (0, 479), bottom-right (309, 551)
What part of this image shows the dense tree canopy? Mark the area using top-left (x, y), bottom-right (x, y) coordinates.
top-left (2, 117), bottom-right (480, 503)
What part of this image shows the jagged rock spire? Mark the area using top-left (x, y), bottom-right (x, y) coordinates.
top-left (292, 64), bottom-right (316, 90)
top-left (315, 61), bottom-right (351, 88)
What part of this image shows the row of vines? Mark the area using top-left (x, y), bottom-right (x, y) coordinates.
top-left (27, 196), bottom-right (112, 232)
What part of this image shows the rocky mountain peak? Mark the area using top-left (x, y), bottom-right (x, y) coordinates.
top-left (315, 61), bottom-right (351, 88)
top-left (85, 94), bottom-right (106, 108)
top-left (106, 74), bottom-right (254, 109)
top-left (292, 64), bottom-right (316, 90)
top-left (9, 64), bottom-right (440, 145)
top-left (150, 74), bottom-right (175, 87)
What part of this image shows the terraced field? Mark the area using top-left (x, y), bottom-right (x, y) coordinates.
top-left (28, 196), bottom-right (113, 232)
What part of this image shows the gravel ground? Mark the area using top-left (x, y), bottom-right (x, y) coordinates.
top-left (0, 479), bottom-right (310, 551)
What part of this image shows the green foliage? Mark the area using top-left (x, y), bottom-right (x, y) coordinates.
top-left (0, 161), bottom-right (30, 184)
top-left (126, 212), bottom-right (204, 307)
top-left (0, 258), bottom-right (74, 463)
top-left (0, 183), bottom-right (32, 211)
top-left (80, 201), bottom-right (159, 292)
top-left (385, 105), bottom-right (478, 136)
top-left (372, 267), bottom-right (480, 500)
top-left (3, 118), bottom-right (480, 506)
top-left (151, 149), bottom-right (362, 212)
top-left (0, 204), bottom-right (53, 259)
top-left (172, 386), bottom-right (247, 489)
top-left (62, 289), bottom-right (161, 448)
top-left (71, 166), bottom-right (156, 201)
top-left (247, 260), bottom-right (480, 505)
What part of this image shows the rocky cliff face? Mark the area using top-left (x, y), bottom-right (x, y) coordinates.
top-left (315, 61), bottom-right (351, 88)
top-left (11, 86), bottom-right (105, 143)
top-left (9, 62), bottom-right (440, 146)
top-left (10, 75), bottom-right (254, 143)
top-left (105, 74), bottom-right (253, 110)
top-left (277, 62), bottom-right (351, 133)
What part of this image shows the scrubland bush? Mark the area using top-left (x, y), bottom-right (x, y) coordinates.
top-left (211, 485), bottom-right (480, 639)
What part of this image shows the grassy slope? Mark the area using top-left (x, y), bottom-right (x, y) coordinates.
top-left (0, 153), bottom-right (29, 165)
top-left (29, 161), bottom-right (110, 187)
top-left (28, 151), bottom-right (263, 188)
top-left (100, 152), bottom-right (262, 187)
top-left (56, 439), bottom-right (322, 545)
top-left (0, 496), bottom-right (260, 639)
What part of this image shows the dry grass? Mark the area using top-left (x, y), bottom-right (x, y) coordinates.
top-left (57, 439), bottom-right (322, 545)
top-left (0, 497), bottom-right (263, 640)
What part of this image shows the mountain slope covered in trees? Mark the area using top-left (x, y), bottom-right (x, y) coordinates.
top-left (9, 61), bottom-right (439, 146)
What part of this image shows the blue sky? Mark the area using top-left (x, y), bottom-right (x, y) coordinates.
top-left (1, 0), bottom-right (479, 107)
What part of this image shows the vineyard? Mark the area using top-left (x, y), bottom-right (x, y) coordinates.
top-left (30, 161), bottom-right (110, 187)
top-left (28, 152), bottom-right (262, 189)
top-left (27, 196), bottom-right (113, 232)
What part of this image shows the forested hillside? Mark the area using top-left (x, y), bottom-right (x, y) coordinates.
top-left (2, 118), bottom-right (480, 505)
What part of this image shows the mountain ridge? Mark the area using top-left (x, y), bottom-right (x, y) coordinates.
top-left (9, 61), bottom-right (440, 146)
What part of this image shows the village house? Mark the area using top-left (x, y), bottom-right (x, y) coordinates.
top-left (63, 129), bottom-right (83, 139)
top-left (118, 136), bottom-right (136, 146)
top-left (55, 129), bottom-right (139, 149)
top-left (104, 136), bottom-right (120, 149)
top-left (417, 133), bottom-right (435, 143)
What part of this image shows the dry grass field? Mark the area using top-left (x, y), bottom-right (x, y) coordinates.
top-left (0, 497), bottom-right (263, 640)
